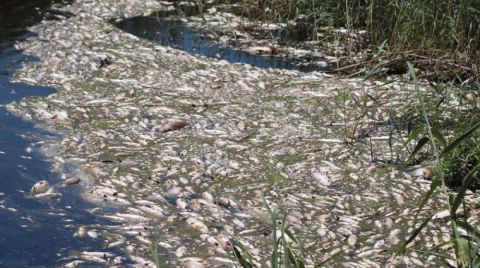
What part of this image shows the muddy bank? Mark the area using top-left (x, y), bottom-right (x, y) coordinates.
top-left (6, 0), bottom-right (479, 267)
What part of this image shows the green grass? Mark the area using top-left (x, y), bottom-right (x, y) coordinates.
top-left (442, 122), bottom-right (480, 189)
top-left (223, 0), bottom-right (480, 52)
top-left (217, 0), bottom-right (479, 82)
top-left (266, 170), bottom-right (287, 184)
top-left (396, 64), bottom-right (480, 267)
top-left (232, 195), bottom-right (309, 268)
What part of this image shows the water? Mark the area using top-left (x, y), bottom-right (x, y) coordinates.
top-left (113, 11), bottom-right (328, 72)
top-left (0, 1), bottom-right (108, 267)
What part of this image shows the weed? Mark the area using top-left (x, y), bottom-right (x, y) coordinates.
top-left (397, 64), bottom-right (480, 267)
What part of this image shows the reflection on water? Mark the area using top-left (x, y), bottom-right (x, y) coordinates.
top-left (113, 12), bottom-right (327, 72)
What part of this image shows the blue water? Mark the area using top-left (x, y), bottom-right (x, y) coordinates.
top-left (113, 12), bottom-right (329, 72)
top-left (0, 1), bottom-right (110, 267)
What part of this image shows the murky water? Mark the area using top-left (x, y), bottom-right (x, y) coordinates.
top-left (113, 11), bottom-right (327, 72)
top-left (0, 1), bottom-right (110, 267)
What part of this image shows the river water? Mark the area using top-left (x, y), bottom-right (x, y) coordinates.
top-left (0, 1), bottom-right (108, 267)
top-left (113, 10), bottom-right (328, 72)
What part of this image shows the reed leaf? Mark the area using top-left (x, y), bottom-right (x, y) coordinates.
top-left (415, 177), bottom-right (441, 219)
top-left (232, 243), bottom-right (253, 268)
top-left (399, 214), bottom-right (433, 255)
top-left (441, 120), bottom-right (480, 158)
top-left (431, 127), bottom-right (447, 147)
top-left (450, 162), bottom-right (480, 215)
top-left (407, 136), bottom-right (430, 162)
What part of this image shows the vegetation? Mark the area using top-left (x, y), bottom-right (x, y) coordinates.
top-left (229, 0), bottom-right (480, 49)
top-left (232, 196), bottom-right (310, 268)
top-left (442, 124), bottom-right (480, 189)
top-left (218, 0), bottom-right (480, 82)
top-left (398, 64), bottom-right (480, 267)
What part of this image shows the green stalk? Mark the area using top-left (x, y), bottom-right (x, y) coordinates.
top-left (408, 62), bottom-right (466, 266)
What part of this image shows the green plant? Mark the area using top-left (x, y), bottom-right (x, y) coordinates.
top-left (442, 123), bottom-right (480, 189)
top-left (148, 229), bottom-right (164, 268)
top-left (232, 194), bottom-right (346, 267)
top-left (232, 195), bottom-right (306, 268)
top-left (397, 63), bottom-right (480, 267)
top-left (217, 0), bottom-right (479, 82)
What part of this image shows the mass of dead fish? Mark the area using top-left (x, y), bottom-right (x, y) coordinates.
top-left (4, 0), bottom-right (479, 267)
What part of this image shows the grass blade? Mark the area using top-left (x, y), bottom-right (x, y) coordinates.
top-left (398, 214), bottom-right (433, 255)
top-left (415, 177), bottom-right (441, 219)
top-left (431, 127), bottom-right (447, 147)
top-left (405, 124), bottom-right (425, 146)
top-left (407, 136), bottom-right (430, 162)
top-left (286, 246), bottom-right (305, 268)
top-left (261, 195), bottom-right (279, 268)
top-left (284, 227), bottom-right (299, 244)
top-left (232, 243), bottom-right (253, 268)
top-left (451, 162), bottom-right (480, 215)
top-left (456, 220), bottom-right (480, 239)
top-left (441, 120), bottom-right (480, 158)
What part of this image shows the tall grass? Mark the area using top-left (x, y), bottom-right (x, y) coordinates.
top-left (232, 196), bottom-right (306, 268)
top-left (219, 0), bottom-right (480, 80)
top-left (390, 64), bottom-right (480, 267)
top-left (222, 0), bottom-right (480, 52)
top-left (232, 196), bottom-right (345, 267)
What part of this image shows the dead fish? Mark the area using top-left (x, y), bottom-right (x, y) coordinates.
top-left (64, 260), bottom-right (86, 268)
top-left (107, 240), bottom-right (125, 248)
top-left (62, 177), bottom-right (81, 186)
top-left (176, 198), bottom-right (188, 210)
top-left (242, 46), bottom-right (277, 55)
top-left (210, 257), bottom-right (236, 265)
top-left (411, 166), bottom-right (433, 179)
top-left (80, 251), bottom-right (115, 259)
top-left (183, 260), bottom-right (205, 268)
top-left (87, 230), bottom-right (99, 239)
top-left (138, 205), bottom-right (164, 218)
top-left (116, 213), bottom-right (149, 222)
top-left (217, 197), bottom-right (236, 208)
top-left (158, 120), bottom-right (188, 133)
top-left (202, 192), bottom-right (214, 203)
top-left (74, 226), bottom-right (87, 238)
top-left (78, 255), bottom-right (106, 264)
top-left (30, 180), bottom-right (49, 196)
top-left (347, 234), bottom-right (357, 246)
top-left (176, 246), bottom-right (187, 258)
top-left (312, 173), bottom-right (330, 186)
top-left (186, 217), bottom-right (209, 233)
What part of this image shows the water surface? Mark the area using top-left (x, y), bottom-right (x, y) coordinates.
top-left (0, 1), bottom-right (108, 267)
top-left (113, 11), bottom-right (329, 72)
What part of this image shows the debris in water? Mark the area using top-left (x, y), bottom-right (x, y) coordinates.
top-left (158, 120), bottom-right (189, 133)
top-left (62, 177), bottom-right (81, 186)
top-left (30, 180), bottom-right (50, 196)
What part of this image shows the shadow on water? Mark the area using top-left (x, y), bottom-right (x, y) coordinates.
top-left (112, 10), bottom-right (329, 72)
top-left (0, 1), bottom-right (113, 267)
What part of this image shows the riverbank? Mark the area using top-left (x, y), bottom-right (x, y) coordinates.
top-left (7, 0), bottom-right (480, 267)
